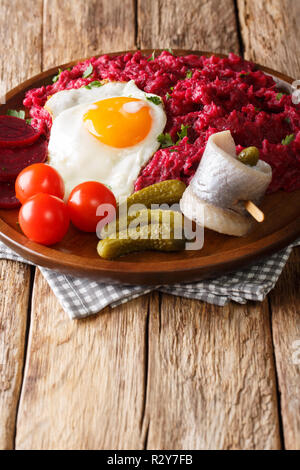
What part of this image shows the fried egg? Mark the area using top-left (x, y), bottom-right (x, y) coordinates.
top-left (46, 81), bottom-right (167, 200)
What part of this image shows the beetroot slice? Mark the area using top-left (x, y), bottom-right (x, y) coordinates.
top-left (0, 180), bottom-right (20, 209)
top-left (0, 135), bottom-right (48, 181)
top-left (0, 115), bottom-right (41, 148)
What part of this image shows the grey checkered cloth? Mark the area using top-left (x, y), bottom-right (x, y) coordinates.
top-left (0, 240), bottom-right (298, 319)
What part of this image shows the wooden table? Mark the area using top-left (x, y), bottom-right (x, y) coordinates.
top-left (0, 0), bottom-right (299, 450)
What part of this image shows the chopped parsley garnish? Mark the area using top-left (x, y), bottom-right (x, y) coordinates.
top-left (146, 95), bottom-right (162, 105)
top-left (85, 80), bottom-right (103, 89)
top-left (176, 124), bottom-right (189, 143)
top-left (166, 48), bottom-right (174, 55)
top-left (147, 51), bottom-right (155, 62)
top-left (157, 133), bottom-right (173, 148)
top-left (82, 63), bottom-right (93, 78)
top-left (169, 148), bottom-right (178, 153)
top-left (165, 92), bottom-right (171, 100)
top-left (240, 72), bottom-right (250, 78)
top-left (170, 86), bottom-right (174, 91)
top-left (281, 134), bottom-right (295, 145)
top-left (254, 107), bottom-right (261, 112)
top-left (186, 70), bottom-right (193, 79)
top-left (284, 117), bottom-right (291, 125)
top-left (26, 118), bottom-right (32, 125)
top-left (276, 92), bottom-right (284, 101)
top-left (7, 109), bottom-right (25, 119)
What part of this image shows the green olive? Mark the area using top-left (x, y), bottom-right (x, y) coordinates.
top-left (238, 146), bottom-right (260, 166)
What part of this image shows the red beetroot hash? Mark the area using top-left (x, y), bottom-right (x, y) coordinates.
top-left (23, 51), bottom-right (300, 193)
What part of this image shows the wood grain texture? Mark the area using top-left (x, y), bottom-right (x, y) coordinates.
top-left (0, 0), bottom-right (42, 450)
top-left (269, 248), bottom-right (300, 450)
top-left (1, 61), bottom-right (299, 284)
top-left (137, 0), bottom-right (240, 54)
top-left (238, 0), bottom-right (300, 76)
top-left (16, 270), bottom-right (148, 450)
top-left (0, 261), bottom-right (31, 450)
top-left (43, 0), bottom-right (136, 68)
top-left (143, 294), bottom-right (281, 450)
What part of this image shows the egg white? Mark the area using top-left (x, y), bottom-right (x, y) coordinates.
top-left (46, 81), bottom-right (167, 201)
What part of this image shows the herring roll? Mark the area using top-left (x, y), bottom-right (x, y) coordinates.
top-left (180, 131), bottom-right (272, 236)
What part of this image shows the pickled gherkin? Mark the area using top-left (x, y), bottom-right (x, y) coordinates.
top-left (101, 208), bottom-right (184, 239)
top-left (123, 180), bottom-right (186, 210)
top-left (97, 222), bottom-right (186, 259)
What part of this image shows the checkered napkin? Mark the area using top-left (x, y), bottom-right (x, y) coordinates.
top-left (0, 240), bottom-right (298, 319)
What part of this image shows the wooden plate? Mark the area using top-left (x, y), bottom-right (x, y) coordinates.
top-left (0, 50), bottom-right (299, 285)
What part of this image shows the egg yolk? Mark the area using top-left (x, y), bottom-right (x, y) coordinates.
top-left (83, 97), bottom-right (152, 148)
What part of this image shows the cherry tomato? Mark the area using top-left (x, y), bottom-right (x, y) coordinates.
top-left (19, 193), bottom-right (70, 245)
top-left (68, 181), bottom-right (116, 232)
top-left (15, 163), bottom-right (65, 204)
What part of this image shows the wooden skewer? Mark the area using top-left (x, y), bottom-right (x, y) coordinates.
top-left (243, 200), bottom-right (265, 222)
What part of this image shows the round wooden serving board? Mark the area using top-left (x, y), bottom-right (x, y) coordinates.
top-left (0, 50), bottom-right (299, 285)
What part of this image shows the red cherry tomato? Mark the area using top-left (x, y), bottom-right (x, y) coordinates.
top-left (67, 181), bottom-right (116, 232)
top-left (19, 193), bottom-right (70, 245)
top-left (15, 163), bottom-right (65, 204)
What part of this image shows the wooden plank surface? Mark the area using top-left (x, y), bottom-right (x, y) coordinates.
top-left (270, 248), bottom-right (300, 450)
top-left (0, 261), bottom-right (31, 450)
top-left (15, 0), bottom-right (148, 450)
top-left (15, 0), bottom-right (282, 450)
top-left (238, 0), bottom-right (300, 77)
top-left (0, 0), bottom-right (43, 100)
top-left (269, 249), bottom-right (300, 450)
top-left (0, 0), bottom-right (42, 450)
top-left (145, 295), bottom-right (281, 450)
top-left (42, 0), bottom-right (136, 68)
top-left (238, 0), bottom-right (300, 449)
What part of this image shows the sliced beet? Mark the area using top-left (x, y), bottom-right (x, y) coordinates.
top-left (0, 135), bottom-right (48, 181)
top-left (0, 115), bottom-right (41, 148)
top-left (0, 180), bottom-right (20, 209)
